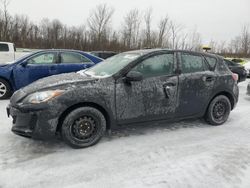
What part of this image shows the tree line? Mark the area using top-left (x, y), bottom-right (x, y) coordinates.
top-left (0, 1), bottom-right (249, 57)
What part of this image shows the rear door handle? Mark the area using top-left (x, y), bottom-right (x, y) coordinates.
top-left (204, 76), bottom-right (215, 82)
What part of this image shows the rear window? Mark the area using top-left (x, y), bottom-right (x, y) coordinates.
top-left (61, 52), bottom-right (92, 64)
top-left (232, 59), bottom-right (243, 63)
top-left (205, 56), bottom-right (217, 69)
top-left (0, 44), bottom-right (9, 52)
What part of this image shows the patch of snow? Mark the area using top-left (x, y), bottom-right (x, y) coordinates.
top-left (0, 81), bottom-right (250, 188)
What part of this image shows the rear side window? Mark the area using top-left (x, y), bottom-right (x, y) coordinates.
top-left (0, 44), bottom-right (9, 52)
top-left (181, 53), bottom-right (208, 73)
top-left (61, 52), bottom-right (92, 64)
top-left (205, 56), bottom-right (217, 69)
top-left (132, 53), bottom-right (174, 78)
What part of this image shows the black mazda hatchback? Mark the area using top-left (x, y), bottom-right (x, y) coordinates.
top-left (7, 49), bottom-right (239, 148)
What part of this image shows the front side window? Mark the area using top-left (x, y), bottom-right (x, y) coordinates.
top-left (181, 53), bottom-right (208, 73)
top-left (27, 52), bottom-right (57, 64)
top-left (132, 53), bottom-right (174, 78)
top-left (0, 44), bottom-right (9, 52)
top-left (61, 52), bottom-right (91, 64)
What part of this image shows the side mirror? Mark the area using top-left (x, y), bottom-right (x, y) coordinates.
top-left (125, 71), bottom-right (143, 82)
top-left (20, 60), bottom-right (28, 67)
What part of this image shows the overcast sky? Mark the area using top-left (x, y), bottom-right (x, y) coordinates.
top-left (6, 0), bottom-right (250, 44)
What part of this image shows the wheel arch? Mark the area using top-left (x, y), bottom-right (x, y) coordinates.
top-left (0, 76), bottom-right (13, 91)
top-left (56, 102), bottom-right (113, 133)
top-left (206, 91), bottom-right (235, 114)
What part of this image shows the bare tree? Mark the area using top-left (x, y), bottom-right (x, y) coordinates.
top-left (169, 21), bottom-right (183, 49)
top-left (188, 29), bottom-right (202, 51)
top-left (144, 8), bottom-right (153, 47)
top-left (121, 9), bottom-right (141, 49)
top-left (0, 0), bottom-right (11, 40)
top-left (87, 4), bottom-right (114, 49)
top-left (240, 25), bottom-right (250, 55)
top-left (157, 15), bottom-right (169, 47)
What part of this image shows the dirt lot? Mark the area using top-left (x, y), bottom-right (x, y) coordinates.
top-left (0, 81), bottom-right (250, 188)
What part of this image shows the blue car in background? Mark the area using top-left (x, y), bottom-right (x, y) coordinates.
top-left (0, 49), bottom-right (103, 99)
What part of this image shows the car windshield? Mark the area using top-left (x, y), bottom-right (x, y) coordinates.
top-left (80, 53), bottom-right (141, 78)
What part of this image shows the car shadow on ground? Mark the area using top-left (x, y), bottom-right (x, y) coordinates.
top-left (107, 119), bottom-right (209, 139)
top-left (0, 118), bottom-right (209, 169)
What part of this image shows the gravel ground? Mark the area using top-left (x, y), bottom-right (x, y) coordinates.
top-left (0, 80), bottom-right (250, 188)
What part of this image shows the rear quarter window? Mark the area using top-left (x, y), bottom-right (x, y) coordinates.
top-left (205, 56), bottom-right (217, 70)
top-left (0, 44), bottom-right (9, 52)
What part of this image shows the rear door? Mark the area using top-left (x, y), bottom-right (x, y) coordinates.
top-left (57, 51), bottom-right (95, 74)
top-left (13, 51), bottom-right (59, 89)
top-left (176, 52), bottom-right (216, 118)
top-left (116, 52), bottom-right (179, 124)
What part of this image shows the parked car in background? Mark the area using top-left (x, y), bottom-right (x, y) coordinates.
top-left (0, 49), bottom-right (103, 99)
top-left (90, 51), bottom-right (117, 59)
top-left (0, 42), bottom-right (31, 64)
top-left (7, 49), bottom-right (239, 148)
top-left (224, 59), bottom-right (247, 82)
top-left (247, 82), bottom-right (250, 95)
top-left (244, 61), bottom-right (250, 77)
top-left (225, 58), bottom-right (247, 65)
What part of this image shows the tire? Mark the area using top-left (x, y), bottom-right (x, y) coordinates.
top-left (61, 107), bottom-right (106, 148)
top-left (0, 78), bottom-right (12, 100)
top-left (205, 95), bottom-right (231, 126)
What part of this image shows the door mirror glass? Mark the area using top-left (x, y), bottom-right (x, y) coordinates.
top-left (125, 71), bottom-right (143, 82)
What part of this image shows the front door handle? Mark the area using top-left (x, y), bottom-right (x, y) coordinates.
top-left (163, 82), bottom-right (176, 98)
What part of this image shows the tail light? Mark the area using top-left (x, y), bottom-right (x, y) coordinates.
top-left (232, 73), bottom-right (238, 82)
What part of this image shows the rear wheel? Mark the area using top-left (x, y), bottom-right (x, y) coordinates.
top-left (0, 79), bottom-right (12, 100)
top-left (61, 107), bottom-right (106, 148)
top-left (205, 95), bottom-right (231, 125)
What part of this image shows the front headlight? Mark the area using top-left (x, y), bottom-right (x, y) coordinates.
top-left (22, 90), bottom-right (65, 104)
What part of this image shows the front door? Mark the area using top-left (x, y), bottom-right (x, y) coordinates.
top-left (115, 52), bottom-right (179, 124)
top-left (176, 52), bottom-right (216, 118)
top-left (13, 51), bottom-right (59, 89)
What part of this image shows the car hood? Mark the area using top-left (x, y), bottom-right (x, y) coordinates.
top-left (10, 72), bottom-right (97, 104)
top-left (24, 72), bottom-right (97, 93)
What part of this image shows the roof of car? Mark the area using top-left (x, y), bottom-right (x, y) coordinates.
top-left (91, 51), bottom-right (117, 53)
top-left (124, 48), bottom-right (221, 59)
top-left (31, 49), bottom-right (89, 53)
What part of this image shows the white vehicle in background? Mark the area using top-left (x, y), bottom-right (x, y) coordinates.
top-left (0, 42), bottom-right (32, 64)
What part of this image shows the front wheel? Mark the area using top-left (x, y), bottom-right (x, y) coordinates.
top-left (0, 79), bottom-right (12, 100)
top-left (205, 95), bottom-right (231, 126)
top-left (61, 107), bottom-right (106, 148)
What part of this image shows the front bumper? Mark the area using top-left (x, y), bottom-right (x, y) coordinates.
top-left (7, 104), bottom-right (60, 140)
